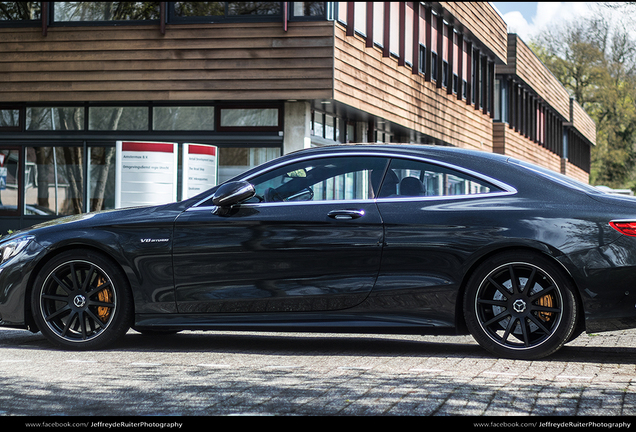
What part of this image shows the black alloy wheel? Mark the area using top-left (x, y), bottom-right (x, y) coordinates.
top-left (31, 249), bottom-right (133, 350)
top-left (463, 251), bottom-right (578, 359)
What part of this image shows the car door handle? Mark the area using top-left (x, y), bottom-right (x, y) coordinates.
top-left (327, 210), bottom-right (365, 220)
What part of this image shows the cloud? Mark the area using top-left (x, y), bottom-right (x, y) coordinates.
top-left (501, 11), bottom-right (533, 40)
top-left (501, 2), bottom-right (599, 42)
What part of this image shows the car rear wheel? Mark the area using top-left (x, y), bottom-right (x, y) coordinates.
top-left (463, 251), bottom-right (577, 359)
top-left (31, 249), bottom-right (133, 350)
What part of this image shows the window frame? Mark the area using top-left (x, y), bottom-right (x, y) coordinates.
top-left (0, 106), bottom-right (23, 132)
top-left (168, 1), bottom-right (284, 24)
top-left (88, 105), bottom-right (151, 132)
top-left (0, 1), bottom-right (41, 27)
top-left (288, 1), bottom-right (327, 22)
top-left (0, 145), bottom-right (23, 216)
top-left (152, 105), bottom-right (216, 132)
top-left (216, 105), bottom-right (282, 132)
top-left (49, 1), bottom-right (162, 27)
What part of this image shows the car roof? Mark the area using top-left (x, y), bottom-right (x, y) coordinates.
top-left (227, 144), bottom-right (600, 201)
top-left (287, 143), bottom-right (510, 162)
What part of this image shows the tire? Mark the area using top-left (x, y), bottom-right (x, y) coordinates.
top-left (463, 251), bottom-right (577, 360)
top-left (31, 249), bottom-right (133, 350)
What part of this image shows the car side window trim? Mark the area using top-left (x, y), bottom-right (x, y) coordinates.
top-left (376, 157), bottom-right (516, 200)
top-left (190, 151), bottom-right (516, 209)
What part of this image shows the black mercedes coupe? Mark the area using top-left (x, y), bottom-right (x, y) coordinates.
top-left (1, 144), bottom-right (636, 359)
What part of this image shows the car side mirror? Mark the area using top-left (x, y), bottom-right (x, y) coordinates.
top-left (212, 181), bottom-right (256, 208)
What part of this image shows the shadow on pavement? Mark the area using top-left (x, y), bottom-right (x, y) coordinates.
top-left (3, 327), bottom-right (636, 364)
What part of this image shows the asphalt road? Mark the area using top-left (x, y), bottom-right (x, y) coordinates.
top-left (1, 326), bottom-right (636, 421)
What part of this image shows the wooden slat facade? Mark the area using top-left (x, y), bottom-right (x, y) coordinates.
top-left (563, 159), bottom-right (590, 184)
top-left (571, 98), bottom-right (596, 145)
top-left (493, 122), bottom-right (562, 172)
top-left (0, 2), bottom-right (594, 183)
top-left (333, 23), bottom-right (494, 151)
top-left (497, 35), bottom-right (571, 121)
top-left (439, 1), bottom-right (507, 63)
top-left (493, 123), bottom-right (589, 183)
top-left (0, 21), bottom-right (335, 102)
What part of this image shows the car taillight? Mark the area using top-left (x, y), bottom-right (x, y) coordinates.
top-left (610, 221), bottom-right (636, 237)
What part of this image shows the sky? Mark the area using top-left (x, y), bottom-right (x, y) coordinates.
top-left (490, 2), bottom-right (624, 42)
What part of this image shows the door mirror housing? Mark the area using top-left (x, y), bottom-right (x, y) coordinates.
top-left (211, 181), bottom-right (256, 208)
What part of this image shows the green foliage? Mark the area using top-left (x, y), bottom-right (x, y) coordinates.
top-left (530, 11), bottom-right (636, 190)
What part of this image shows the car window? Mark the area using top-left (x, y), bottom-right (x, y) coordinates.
top-left (379, 158), bottom-right (502, 198)
top-left (246, 156), bottom-right (389, 203)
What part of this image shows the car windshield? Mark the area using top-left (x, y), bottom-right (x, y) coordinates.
top-left (508, 158), bottom-right (603, 195)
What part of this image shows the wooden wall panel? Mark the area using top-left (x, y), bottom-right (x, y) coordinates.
top-left (493, 122), bottom-right (558, 170)
top-left (0, 21), bottom-right (335, 102)
top-left (334, 25), bottom-right (494, 151)
top-left (571, 99), bottom-right (596, 145)
top-left (498, 35), bottom-right (571, 120)
top-left (563, 160), bottom-right (590, 184)
top-left (439, 2), bottom-right (507, 63)
top-left (493, 122), bottom-right (581, 179)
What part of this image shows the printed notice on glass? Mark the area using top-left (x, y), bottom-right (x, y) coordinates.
top-left (115, 141), bottom-right (178, 208)
top-left (182, 143), bottom-right (218, 199)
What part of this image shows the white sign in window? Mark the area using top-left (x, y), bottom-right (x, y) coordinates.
top-left (182, 143), bottom-right (218, 199)
top-left (115, 141), bottom-right (177, 208)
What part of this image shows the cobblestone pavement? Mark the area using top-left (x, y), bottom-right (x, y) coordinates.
top-left (1, 327), bottom-right (636, 418)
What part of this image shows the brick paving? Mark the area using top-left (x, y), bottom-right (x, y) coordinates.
top-left (1, 327), bottom-right (636, 417)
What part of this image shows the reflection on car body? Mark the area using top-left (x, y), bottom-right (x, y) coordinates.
top-left (1, 144), bottom-right (636, 359)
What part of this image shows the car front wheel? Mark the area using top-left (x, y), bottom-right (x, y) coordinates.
top-left (31, 249), bottom-right (133, 350)
top-left (463, 251), bottom-right (578, 359)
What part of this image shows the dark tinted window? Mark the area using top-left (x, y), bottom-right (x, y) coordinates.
top-left (379, 158), bottom-right (502, 198)
top-left (246, 156), bottom-right (389, 203)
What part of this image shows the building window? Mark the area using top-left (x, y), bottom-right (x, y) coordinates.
top-left (227, 2), bottom-right (280, 16)
top-left (442, 60), bottom-right (449, 88)
top-left (172, 1), bottom-right (224, 18)
top-left (218, 147), bottom-right (281, 184)
top-left (52, 2), bottom-right (160, 23)
top-left (494, 78), bottom-right (501, 122)
top-left (431, 52), bottom-right (438, 82)
top-left (324, 114), bottom-right (335, 141)
top-left (312, 111), bottom-right (324, 138)
top-left (291, 2), bottom-right (325, 18)
top-left (153, 106), bottom-right (215, 131)
top-left (26, 107), bottom-right (85, 131)
top-left (0, 108), bottom-right (20, 131)
top-left (218, 107), bottom-right (279, 130)
top-left (88, 106), bottom-right (149, 131)
top-left (88, 145), bottom-right (116, 212)
top-left (372, 1), bottom-right (384, 47)
top-left (346, 122), bottom-right (354, 143)
top-left (0, 1), bottom-right (41, 22)
top-left (353, 1), bottom-right (366, 37)
top-left (26, 146), bottom-right (85, 216)
top-left (170, 1), bottom-right (282, 22)
top-left (0, 148), bottom-right (20, 215)
top-left (419, 45), bottom-right (426, 74)
top-left (389, 1), bottom-right (400, 57)
top-left (472, 53), bottom-right (479, 107)
top-left (335, 1), bottom-right (347, 25)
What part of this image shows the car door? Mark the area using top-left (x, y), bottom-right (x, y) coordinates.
top-left (373, 157), bottom-right (508, 324)
top-left (173, 155), bottom-right (389, 314)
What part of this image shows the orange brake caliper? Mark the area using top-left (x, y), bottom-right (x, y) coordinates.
top-left (96, 276), bottom-right (112, 323)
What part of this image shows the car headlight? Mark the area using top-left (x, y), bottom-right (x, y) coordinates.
top-left (0, 235), bottom-right (34, 265)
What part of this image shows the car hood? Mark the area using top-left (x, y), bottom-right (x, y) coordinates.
top-left (6, 202), bottom-right (187, 241)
